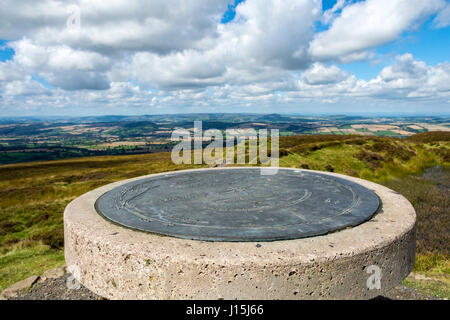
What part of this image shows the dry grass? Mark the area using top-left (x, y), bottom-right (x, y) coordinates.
top-left (383, 174), bottom-right (449, 256)
top-left (0, 152), bottom-right (203, 290)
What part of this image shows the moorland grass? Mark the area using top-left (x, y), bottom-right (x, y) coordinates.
top-left (277, 132), bottom-right (449, 297)
top-left (0, 152), bottom-right (203, 290)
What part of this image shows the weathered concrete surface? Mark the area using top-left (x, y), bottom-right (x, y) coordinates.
top-left (64, 167), bottom-right (416, 300)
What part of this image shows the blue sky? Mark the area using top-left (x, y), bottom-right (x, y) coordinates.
top-left (339, 12), bottom-right (450, 80)
top-left (0, 40), bottom-right (14, 61)
top-left (221, 0), bottom-right (246, 23)
top-left (0, 0), bottom-right (449, 116)
top-left (320, 0), bottom-right (450, 80)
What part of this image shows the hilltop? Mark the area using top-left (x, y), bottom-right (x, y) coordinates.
top-left (0, 132), bottom-right (448, 298)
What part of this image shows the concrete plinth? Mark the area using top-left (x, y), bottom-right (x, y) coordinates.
top-left (64, 168), bottom-right (416, 300)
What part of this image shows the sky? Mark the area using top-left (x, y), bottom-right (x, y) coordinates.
top-left (0, 0), bottom-right (449, 117)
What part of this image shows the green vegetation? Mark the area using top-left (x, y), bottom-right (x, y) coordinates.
top-left (0, 153), bottom-right (202, 290)
top-left (277, 132), bottom-right (449, 298)
top-left (374, 130), bottom-right (397, 137)
top-left (1, 114), bottom-right (449, 165)
top-left (0, 131), bottom-right (449, 298)
top-left (278, 133), bottom-right (447, 182)
top-left (402, 276), bottom-right (450, 299)
top-left (0, 243), bottom-right (64, 290)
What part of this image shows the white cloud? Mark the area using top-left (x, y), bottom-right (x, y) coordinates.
top-left (1, 0), bottom-right (231, 54)
top-left (260, 53), bottom-right (450, 108)
top-left (434, 3), bottom-right (450, 28)
top-left (322, 0), bottom-right (347, 24)
top-left (132, 50), bottom-right (227, 90)
top-left (378, 54), bottom-right (426, 83)
top-left (309, 0), bottom-right (445, 62)
top-left (12, 39), bottom-right (110, 71)
top-left (131, 0), bottom-right (321, 90)
top-left (10, 39), bottom-right (112, 90)
top-left (0, 0), bottom-right (69, 39)
top-left (3, 77), bottom-right (50, 96)
top-left (301, 63), bottom-right (349, 85)
top-left (0, 0), bottom-right (449, 114)
top-left (44, 70), bottom-right (111, 91)
top-left (0, 61), bottom-right (24, 82)
top-left (227, 0), bottom-right (322, 70)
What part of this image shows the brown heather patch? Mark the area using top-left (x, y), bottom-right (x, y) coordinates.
top-left (279, 134), bottom-right (369, 149)
top-left (406, 131), bottom-right (450, 143)
top-left (367, 141), bottom-right (416, 161)
top-left (382, 169), bottom-right (450, 255)
top-left (436, 147), bottom-right (450, 162)
top-left (354, 150), bottom-right (385, 169)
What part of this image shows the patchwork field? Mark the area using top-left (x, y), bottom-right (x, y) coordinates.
top-left (1, 114), bottom-right (449, 165)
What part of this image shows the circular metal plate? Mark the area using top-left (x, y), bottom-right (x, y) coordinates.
top-left (95, 168), bottom-right (380, 242)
